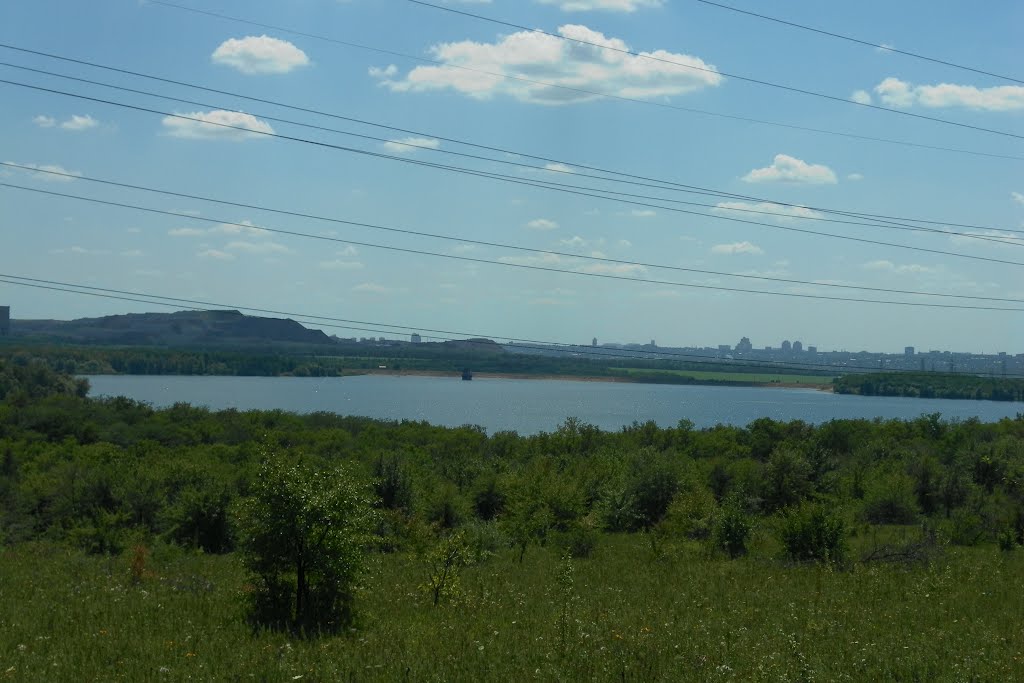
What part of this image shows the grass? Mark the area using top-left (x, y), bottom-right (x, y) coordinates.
top-left (612, 367), bottom-right (836, 385)
top-left (2, 535), bottom-right (1022, 681)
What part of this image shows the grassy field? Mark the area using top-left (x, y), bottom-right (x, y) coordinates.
top-left (2, 535), bottom-right (1022, 682)
top-left (612, 367), bottom-right (836, 385)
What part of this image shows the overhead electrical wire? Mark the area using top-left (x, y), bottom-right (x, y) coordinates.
top-left (2, 44), bottom-right (1020, 235)
top-left (4, 162), bottom-right (1023, 307)
top-left (688, 0), bottom-right (1024, 85)
top-left (4, 181), bottom-right (1024, 313)
top-left (3, 274), bottom-right (1021, 378)
top-left (131, 4), bottom-right (1023, 157)
top-left (402, 0), bottom-right (1024, 141)
top-left (4, 78), bottom-right (1023, 267)
top-left (3, 65), bottom-right (1020, 249)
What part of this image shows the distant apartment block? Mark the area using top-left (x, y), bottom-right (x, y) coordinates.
top-left (0, 306), bottom-right (9, 336)
top-left (410, 333), bottom-right (422, 344)
top-left (905, 346), bottom-right (915, 356)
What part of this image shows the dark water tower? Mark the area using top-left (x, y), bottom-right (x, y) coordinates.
top-left (0, 306), bottom-right (9, 336)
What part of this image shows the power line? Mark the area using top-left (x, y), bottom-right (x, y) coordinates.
top-left (4, 181), bottom-right (1024, 313)
top-left (2, 54), bottom-right (1019, 238)
top-left (688, 0), bottom-right (1024, 85)
top-left (5, 162), bottom-right (1024, 306)
top-left (5, 78), bottom-right (1024, 267)
top-left (402, 0), bottom-right (1024, 141)
top-left (131, 5), bottom-right (1024, 158)
top-left (4, 65), bottom-right (1020, 249)
top-left (5, 274), bottom-right (1023, 377)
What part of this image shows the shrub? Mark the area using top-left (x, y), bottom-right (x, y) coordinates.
top-left (238, 451), bottom-right (375, 635)
top-left (861, 473), bottom-right (919, 525)
top-left (553, 521), bottom-right (599, 559)
top-left (778, 502), bottom-right (847, 564)
top-left (713, 494), bottom-right (752, 559)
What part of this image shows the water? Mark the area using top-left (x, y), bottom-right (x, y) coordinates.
top-left (83, 374), bottom-right (1023, 435)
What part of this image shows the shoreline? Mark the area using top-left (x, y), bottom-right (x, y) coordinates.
top-left (350, 368), bottom-right (835, 391)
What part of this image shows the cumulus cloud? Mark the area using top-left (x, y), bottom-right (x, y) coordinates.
top-left (168, 220), bottom-right (268, 238)
top-left (161, 110), bottom-right (274, 141)
top-left (383, 137), bottom-right (441, 154)
top-left (711, 241), bottom-right (763, 255)
top-left (61, 115), bottom-right (99, 131)
top-left (850, 89), bottom-right (872, 105)
top-left (559, 235), bottom-right (587, 247)
top-left (319, 259), bottom-right (364, 270)
top-left (630, 209), bottom-right (657, 217)
top-left (526, 218), bottom-right (559, 230)
top-left (198, 249), bottom-right (235, 261)
top-left (544, 162), bottom-right (575, 173)
top-left (4, 162), bottom-right (81, 182)
top-left (168, 228), bottom-right (206, 237)
top-left (32, 115), bottom-right (56, 128)
top-left (536, 0), bottom-right (663, 11)
top-left (372, 24), bottom-right (722, 104)
top-left (872, 77), bottom-right (1024, 111)
top-left (742, 154), bottom-right (838, 185)
top-left (713, 201), bottom-right (824, 222)
top-left (226, 240), bottom-right (291, 254)
top-left (353, 283), bottom-right (393, 293)
top-left (1012, 191), bottom-right (1024, 206)
top-left (863, 259), bottom-right (936, 275)
top-left (212, 35), bottom-right (310, 74)
top-left (847, 173), bottom-right (864, 181)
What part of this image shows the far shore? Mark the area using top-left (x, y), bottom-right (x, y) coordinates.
top-left (349, 368), bottom-right (836, 391)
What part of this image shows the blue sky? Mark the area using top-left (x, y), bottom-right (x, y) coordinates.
top-left (1, 0), bottom-right (1022, 353)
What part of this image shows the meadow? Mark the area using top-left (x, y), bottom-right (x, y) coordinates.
top-left (3, 536), bottom-right (1022, 682)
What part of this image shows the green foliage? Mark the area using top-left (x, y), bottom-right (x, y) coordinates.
top-left (238, 451), bottom-right (376, 634)
top-left (835, 371), bottom-right (1024, 402)
top-left (713, 493), bottom-right (753, 559)
top-left (778, 502), bottom-right (847, 564)
top-left (861, 472), bottom-right (920, 525)
top-left (419, 530), bottom-right (470, 606)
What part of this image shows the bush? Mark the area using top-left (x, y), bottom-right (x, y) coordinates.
top-left (238, 451), bottom-right (376, 635)
top-left (778, 502), bottom-right (847, 564)
top-left (552, 521), bottom-right (599, 559)
top-left (861, 474), bottom-right (919, 525)
top-left (713, 494), bottom-right (752, 559)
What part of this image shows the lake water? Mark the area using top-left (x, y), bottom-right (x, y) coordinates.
top-left (84, 375), bottom-right (1024, 435)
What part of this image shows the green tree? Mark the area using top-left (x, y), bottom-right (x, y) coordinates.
top-left (238, 451), bottom-right (375, 634)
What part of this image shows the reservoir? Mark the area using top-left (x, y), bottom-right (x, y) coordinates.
top-left (85, 374), bottom-right (1024, 435)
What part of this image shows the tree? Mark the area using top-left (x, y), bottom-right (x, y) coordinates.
top-left (238, 451), bottom-right (375, 634)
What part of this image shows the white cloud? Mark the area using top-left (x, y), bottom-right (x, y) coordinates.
top-left (631, 209), bottom-right (657, 217)
top-left (711, 241), bottom-right (763, 255)
top-left (336, 245), bottom-right (359, 256)
top-left (61, 115), bottom-right (99, 131)
top-left (168, 228), bottom-right (206, 237)
top-left (544, 162), bottom-right (574, 173)
top-left (1012, 191), bottom-right (1024, 206)
top-left (618, 239), bottom-right (632, 248)
top-left (226, 240), bottom-right (291, 254)
top-left (742, 154), bottom-right (838, 185)
top-left (847, 173), bottom-right (864, 181)
top-left (526, 218), bottom-right (559, 230)
top-left (873, 77), bottom-right (1024, 111)
top-left (161, 110), bottom-right (274, 141)
top-left (876, 43), bottom-right (895, 54)
top-left (713, 201), bottom-right (824, 222)
top-left (374, 24), bottom-right (722, 104)
top-left (4, 162), bottom-right (81, 182)
top-left (319, 259), bottom-right (364, 270)
top-left (536, 0), bottom-right (663, 11)
top-left (211, 220), bottom-right (268, 236)
top-left (850, 89), bottom-right (872, 105)
top-left (862, 259), bottom-right (936, 275)
top-left (212, 35), bottom-right (310, 75)
top-left (948, 230), bottom-right (1024, 249)
top-left (369, 64), bottom-right (398, 79)
top-left (120, 249), bottom-right (144, 258)
top-left (33, 115), bottom-right (56, 128)
top-left (577, 262), bottom-right (647, 275)
top-left (383, 137), bottom-right (441, 154)
top-left (353, 283), bottom-right (393, 293)
top-left (198, 249), bottom-right (235, 261)
top-left (559, 235), bottom-right (587, 247)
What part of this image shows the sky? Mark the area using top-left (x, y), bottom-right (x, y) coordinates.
top-left (1, 0), bottom-right (1022, 353)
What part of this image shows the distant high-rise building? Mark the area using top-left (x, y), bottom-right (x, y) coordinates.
top-left (735, 336), bottom-right (753, 353)
top-left (592, 337), bottom-right (597, 347)
top-left (411, 333), bottom-right (422, 344)
top-left (904, 346), bottom-right (915, 356)
top-left (807, 346), bottom-right (817, 354)
top-left (0, 305), bottom-right (9, 337)
top-left (792, 341), bottom-right (803, 352)
top-left (781, 340), bottom-right (792, 352)
top-left (650, 339), bottom-right (656, 347)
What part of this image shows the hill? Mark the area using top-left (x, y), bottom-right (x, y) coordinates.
top-left (11, 309), bottom-right (333, 347)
